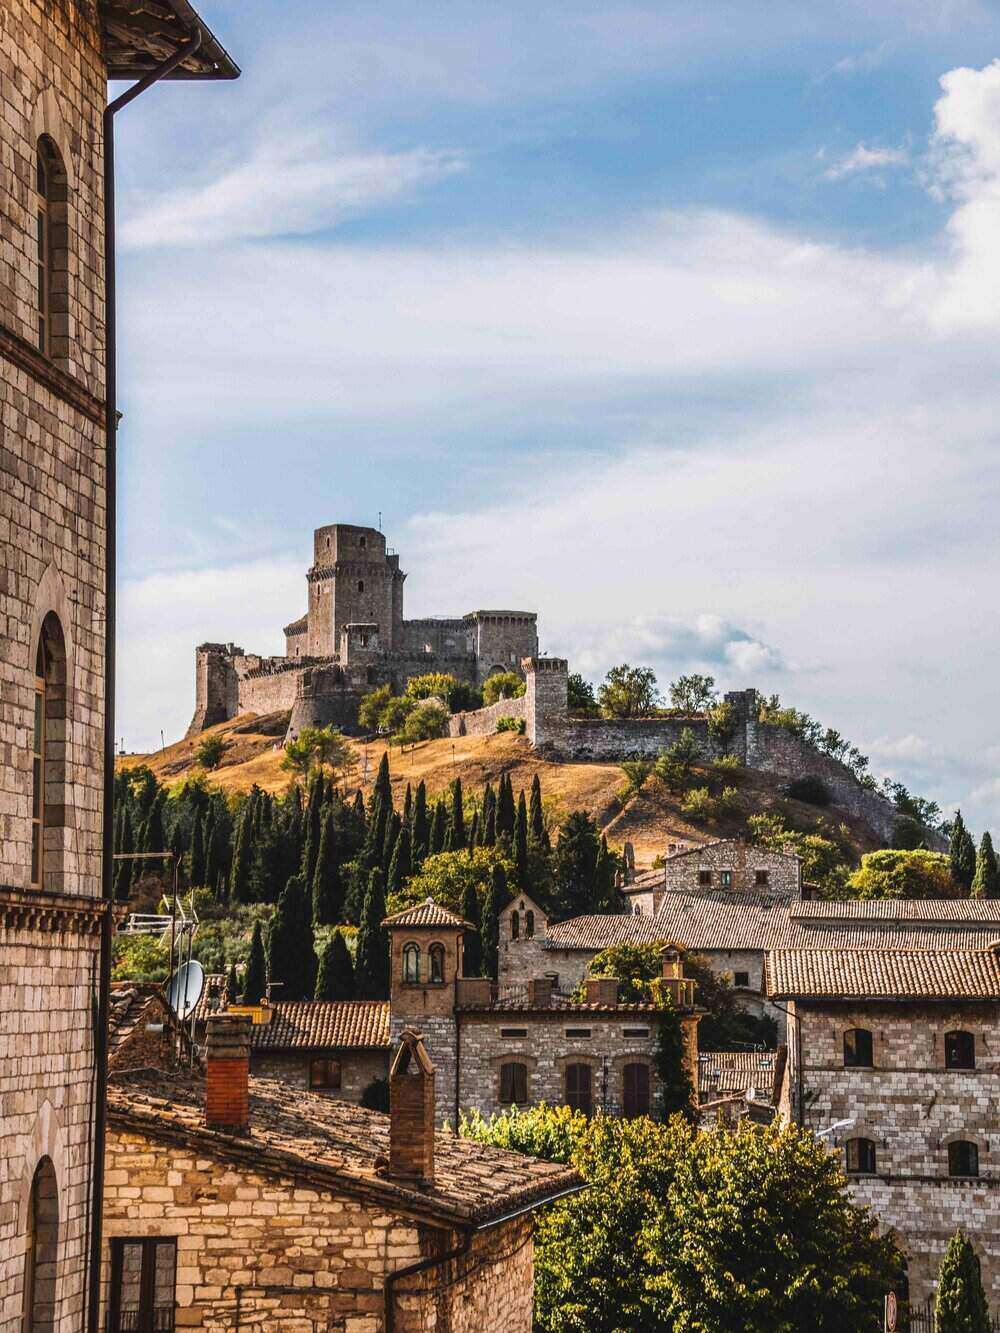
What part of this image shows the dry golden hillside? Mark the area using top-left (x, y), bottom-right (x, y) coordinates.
top-left (118, 712), bottom-right (882, 868)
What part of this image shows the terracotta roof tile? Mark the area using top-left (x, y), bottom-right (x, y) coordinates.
top-left (382, 898), bottom-right (472, 929)
top-left (250, 1001), bottom-right (390, 1050)
top-left (107, 1071), bottom-right (581, 1227)
top-left (766, 947), bottom-right (1000, 999)
top-left (698, 1051), bottom-right (777, 1098)
top-left (789, 898), bottom-right (1000, 923)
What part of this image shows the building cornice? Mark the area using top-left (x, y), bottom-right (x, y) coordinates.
top-left (0, 884), bottom-right (108, 934)
top-left (0, 323), bottom-right (104, 426)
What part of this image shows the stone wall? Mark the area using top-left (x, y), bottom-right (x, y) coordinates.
top-left (249, 1050), bottom-right (389, 1103)
top-left (102, 1127), bottom-right (535, 1332)
top-left (447, 694), bottom-right (527, 738)
top-left (787, 999), bottom-right (1000, 1306)
top-left (662, 843), bottom-right (801, 898)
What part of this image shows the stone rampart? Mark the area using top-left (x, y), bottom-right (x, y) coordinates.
top-left (447, 694), bottom-right (527, 738)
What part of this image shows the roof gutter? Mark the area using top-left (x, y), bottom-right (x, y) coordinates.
top-left (88, 31), bottom-right (204, 1333)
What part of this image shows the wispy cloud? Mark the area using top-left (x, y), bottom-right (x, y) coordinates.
top-left (823, 142), bottom-right (910, 181)
top-left (827, 40), bottom-right (896, 78)
top-left (120, 131), bottom-right (466, 248)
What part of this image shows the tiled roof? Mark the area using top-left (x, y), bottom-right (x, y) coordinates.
top-left (382, 898), bottom-right (472, 929)
top-left (766, 948), bottom-right (1000, 999)
top-left (107, 1072), bottom-right (581, 1228)
top-left (250, 1001), bottom-right (390, 1051)
top-left (544, 894), bottom-right (1000, 956)
top-left (457, 996), bottom-right (668, 1014)
top-left (99, 0), bottom-right (240, 80)
top-left (283, 614), bottom-right (308, 634)
top-left (698, 1051), bottom-right (777, 1098)
top-left (666, 838), bottom-right (800, 865)
top-left (789, 898), bottom-right (1000, 923)
top-left (109, 984), bottom-right (161, 1057)
top-left (190, 973), bottom-right (229, 1025)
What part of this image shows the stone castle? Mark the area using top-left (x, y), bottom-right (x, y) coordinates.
top-left (187, 523), bottom-right (538, 738)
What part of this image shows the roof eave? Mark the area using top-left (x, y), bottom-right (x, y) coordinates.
top-left (102, 0), bottom-right (240, 81)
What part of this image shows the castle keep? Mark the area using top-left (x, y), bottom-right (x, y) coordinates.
top-left (188, 523), bottom-right (538, 738)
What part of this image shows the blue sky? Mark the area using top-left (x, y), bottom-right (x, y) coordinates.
top-left (114, 1), bottom-right (1000, 835)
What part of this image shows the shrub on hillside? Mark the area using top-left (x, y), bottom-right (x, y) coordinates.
top-left (396, 700), bottom-right (448, 744)
top-left (848, 849), bottom-right (959, 900)
top-left (680, 786), bottom-right (715, 823)
top-left (195, 734), bottom-right (227, 770)
top-left (482, 671), bottom-right (526, 706)
top-left (495, 715), bottom-right (526, 734)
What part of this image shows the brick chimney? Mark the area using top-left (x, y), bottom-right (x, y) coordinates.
top-left (527, 976), bottom-right (553, 1007)
top-left (584, 977), bottom-right (619, 1007)
top-left (205, 1014), bottom-right (251, 1135)
top-left (388, 1029), bottom-right (435, 1185)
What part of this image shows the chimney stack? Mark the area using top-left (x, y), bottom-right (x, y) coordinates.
top-left (388, 1029), bottom-right (435, 1185)
top-left (584, 977), bottom-right (619, 1007)
top-left (205, 1014), bottom-right (251, 1135)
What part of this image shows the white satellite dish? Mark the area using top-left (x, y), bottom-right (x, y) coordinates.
top-left (167, 959), bottom-right (205, 1021)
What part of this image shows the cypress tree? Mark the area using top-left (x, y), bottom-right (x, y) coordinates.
top-left (188, 812), bottom-right (205, 887)
top-left (312, 810), bottom-right (343, 925)
top-left (469, 811), bottom-right (480, 848)
top-left (387, 824), bottom-right (412, 897)
top-left (372, 751), bottom-right (392, 809)
top-left (461, 881), bottom-right (483, 977)
top-left (551, 810), bottom-right (602, 920)
top-left (266, 875), bottom-right (317, 1001)
top-left (594, 834), bottom-right (616, 911)
top-left (934, 1230), bottom-right (989, 1332)
top-left (450, 778), bottom-right (466, 850)
top-left (382, 810), bottom-right (402, 873)
top-left (169, 822), bottom-right (186, 888)
top-left (950, 811), bottom-right (977, 892)
top-left (242, 920), bottom-right (267, 1004)
top-left (514, 790), bottom-right (529, 885)
top-left (401, 783), bottom-right (413, 830)
top-left (201, 806), bottom-right (216, 889)
top-left (355, 869), bottom-right (390, 999)
top-left (226, 961), bottom-right (239, 1004)
top-left (529, 774), bottom-right (549, 850)
top-left (971, 832), bottom-right (1000, 899)
top-left (315, 928), bottom-right (356, 1000)
top-left (481, 863), bottom-right (506, 980)
top-left (302, 775), bottom-right (324, 884)
top-left (483, 785), bottom-right (497, 847)
top-left (143, 791), bottom-right (167, 855)
top-left (113, 806), bottom-right (133, 901)
top-left (430, 801), bottom-right (447, 855)
top-left (412, 781), bottom-right (429, 860)
top-left (352, 788), bottom-right (365, 825)
top-left (497, 774), bottom-right (516, 839)
top-left (229, 807), bottom-right (255, 904)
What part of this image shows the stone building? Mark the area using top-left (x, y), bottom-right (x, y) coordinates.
top-left (768, 946), bottom-right (1000, 1310)
top-left (102, 1018), bottom-right (580, 1332)
top-left (187, 524), bottom-right (538, 737)
top-left (245, 999), bottom-right (391, 1101)
top-left (0, 4), bottom-right (235, 1330)
top-left (622, 838), bottom-right (803, 915)
top-left (384, 898), bottom-right (701, 1125)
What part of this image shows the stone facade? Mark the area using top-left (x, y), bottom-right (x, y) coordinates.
top-left (624, 840), bottom-right (802, 914)
top-left (250, 1049), bottom-right (389, 1103)
top-left (187, 525), bottom-right (538, 739)
top-left (779, 997), bottom-right (1000, 1308)
top-left (447, 693), bottom-right (526, 738)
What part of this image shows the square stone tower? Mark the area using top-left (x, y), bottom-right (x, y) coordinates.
top-left (307, 524), bottom-right (405, 658)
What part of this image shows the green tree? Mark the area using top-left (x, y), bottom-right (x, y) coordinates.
top-left (551, 811), bottom-right (603, 920)
top-left (228, 805), bottom-right (254, 904)
top-left (387, 823), bottom-right (412, 896)
top-left (113, 806), bottom-right (133, 901)
top-left (242, 921), bottom-right (267, 1004)
top-left (567, 672), bottom-right (599, 715)
top-left (312, 810), bottom-right (344, 925)
top-left (514, 790), bottom-right (529, 884)
top-left (187, 811), bottom-right (205, 887)
top-left (529, 774), bottom-right (548, 846)
top-left (971, 832), bottom-right (999, 900)
top-left (848, 849), bottom-right (958, 901)
top-left (598, 664), bottom-right (660, 719)
top-left (497, 773), bottom-right (516, 840)
top-left (266, 875), bottom-right (317, 1002)
top-left (412, 780), bottom-right (430, 860)
top-left (397, 700), bottom-right (448, 743)
top-left (450, 778), bottom-right (466, 850)
top-left (358, 684), bottom-right (394, 732)
top-left (950, 811), bottom-right (977, 892)
top-left (655, 1003), bottom-right (695, 1121)
top-left (482, 784), bottom-right (497, 846)
top-left (354, 869), bottom-right (389, 999)
top-left (461, 880), bottom-right (483, 977)
top-left (195, 733), bottom-right (227, 770)
top-left (934, 1230), bottom-right (989, 1333)
top-left (389, 846), bottom-right (514, 917)
top-left (654, 728), bottom-right (701, 793)
top-left (482, 671), bottom-right (526, 706)
top-left (481, 862), bottom-right (506, 980)
top-left (282, 725), bottom-right (354, 782)
top-left (668, 673), bottom-right (718, 713)
top-left (619, 760), bottom-right (653, 799)
top-left (315, 929), bottom-right (356, 1001)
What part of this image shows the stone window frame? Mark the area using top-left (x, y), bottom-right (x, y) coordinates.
top-left (698, 870), bottom-right (713, 886)
top-left (563, 1059), bottom-right (596, 1117)
top-left (621, 1061), bottom-right (652, 1118)
top-left (29, 574), bottom-right (73, 894)
top-left (943, 1029), bottom-right (976, 1071)
top-left (28, 93), bottom-right (75, 369)
top-left (510, 910), bottom-right (520, 940)
top-left (108, 1236), bottom-right (178, 1333)
top-left (844, 1136), bottom-right (878, 1176)
top-left (733, 970), bottom-right (751, 989)
top-left (754, 869), bottom-right (770, 886)
top-left (498, 1059), bottom-right (531, 1106)
top-left (402, 941), bottom-right (421, 984)
top-left (946, 1138), bottom-right (980, 1179)
top-left (21, 1156), bottom-right (59, 1333)
top-left (842, 1026), bottom-right (875, 1069)
top-left (611, 1052), bottom-right (654, 1116)
top-left (428, 941), bottom-right (446, 985)
top-left (938, 1128), bottom-right (988, 1179)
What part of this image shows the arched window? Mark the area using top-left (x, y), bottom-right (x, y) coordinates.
top-left (948, 1140), bottom-right (979, 1177)
top-left (32, 613), bottom-right (67, 891)
top-left (525, 910), bottom-right (535, 938)
top-left (35, 138), bottom-right (68, 360)
top-left (845, 1138), bottom-right (877, 1175)
top-left (623, 1063), bottom-right (650, 1118)
top-left (565, 1063), bottom-right (593, 1116)
top-left (22, 1157), bottom-right (58, 1332)
top-left (357, 580), bottom-right (364, 592)
top-left (402, 942), bottom-right (420, 983)
top-left (500, 1061), bottom-right (528, 1104)
top-left (510, 910), bottom-right (520, 940)
top-left (843, 1028), bottom-right (873, 1068)
top-left (945, 1030), bottom-right (975, 1070)
top-left (428, 942), bottom-right (445, 984)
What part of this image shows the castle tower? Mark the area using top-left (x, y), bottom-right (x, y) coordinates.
top-left (306, 524), bottom-right (405, 659)
top-left (383, 898), bottom-right (471, 1125)
top-left (523, 657), bottom-right (569, 747)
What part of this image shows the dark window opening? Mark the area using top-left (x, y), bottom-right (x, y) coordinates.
top-left (510, 910), bottom-right (520, 940)
top-left (360, 535), bottom-right (366, 547)
top-left (755, 870), bottom-right (770, 886)
top-left (845, 1138), bottom-right (877, 1175)
top-left (22, 1157), bottom-right (58, 1333)
top-left (429, 942), bottom-right (445, 984)
top-left (500, 1061), bottom-right (528, 1104)
top-left (843, 1028), bottom-right (874, 1068)
top-left (500, 1028), bottom-right (527, 1038)
top-left (32, 613), bottom-right (67, 892)
top-left (357, 580), bottom-right (364, 592)
top-left (623, 1027), bottom-right (650, 1037)
top-left (945, 1030), bottom-right (975, 1070)
top-left (310, 1058), bottom-right (342, 1090)
top-left (565, 1063), bottom-right (593, 1116)
top-left (623, 1062), bottom-right (650, 1118)
top-left (698, 870), bottom-right (712, 886)
top-left (109, 1237), bottom-right (177, 1333)
top-left (525, 910), bottom-right (535, 938)
top-left (948, 1140), bottom-right (979, 1177)
top-left (565, 1028), bottom-right (592, 1038)
top-left (733, 971), bottom-right (750, 988)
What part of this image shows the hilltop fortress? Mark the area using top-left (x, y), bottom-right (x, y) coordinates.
top-left (187, 523), bottom-right (538, 739)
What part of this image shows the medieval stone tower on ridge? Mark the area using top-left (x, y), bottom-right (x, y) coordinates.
top-left (188, 523), bottom-right (539, 738)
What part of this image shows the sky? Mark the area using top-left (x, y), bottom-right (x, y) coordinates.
top-left (114, 1), bottom-right (1000, 834)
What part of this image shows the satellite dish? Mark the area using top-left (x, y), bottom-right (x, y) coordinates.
top-left (167, 960), bottom-right (205, 1021)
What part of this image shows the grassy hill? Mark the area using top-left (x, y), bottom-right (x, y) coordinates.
top-left (119, 712), bottom-right (884, 867)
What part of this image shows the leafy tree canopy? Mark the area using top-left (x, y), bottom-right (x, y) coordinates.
top-left (387, 845), bottom-right (515, 917)
top-left (405, 672), bottom-right (482, 713)
top-left (482, 671), bottom-right (526, 706)
top-left (598, 664), bottom-right (661, 719)
top-left (195, 734), bottom-right (228, 770)
top-left (567, 672), bottom-right (599, 715)
top-left (934, 1230), bottom-right (990, 1332)
top-left (396, 700), bottom-right (449, 744)
top-left (282, 726), bottom-right (354, 783)
top-left (668, 674), bottom-right (718, 713)
top-left (847, 849), bottom-right (959, 901)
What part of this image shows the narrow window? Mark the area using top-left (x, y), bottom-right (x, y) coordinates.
top-left (843, 1028), bottom-right (873, 1068)
top-left (499, 1028), bottom-right (528, 1038)
top-left (623, 1027), bottom-right (649, 1037)
top-left (525, 910), bottom-right (535, 938)
top-left (734, 971), bottom-right (750, 988)
top-left (500, 1061), bottom-right (528, 1104)
top-left (720, 870), bottom-right (733, 889)
top-left (402, 942), bottom-right (420, 983)
top-left (948, 1140), bottom-right (979, 1177)
top-left (845, 1138), bottom-right (877, 1175)
top-left (698, 870), bottom-right (712, 886)
top-left (109, 1238), bottom-right (177, 1333)
top-left (360, 535), bottom-right (366, 548)
top-left (309, 1057), bottom-right (342, 1090)
top-left (36, 143), bottom-right (50, 353)
top-left (755, 870), bottom-right (770, 886)
top-left (358, 580), bottom-right (364, 592)
top-left (31, 649), bottom-right (45, 887)
top-left (510, 910), bottom-right (520, 940)
top-left (623, 1063), bottom-right (650, 1118)
top-left (21, 1157), bottom-right (58, 1333)
top-left (945, 1030), bottom-right (975, 1071)
top-left (34, 138), bottom-right (67, 361)
top-left (429, 942), bottom-right (445, 984)
top-left (565, 1028), bottom-right (592, 1038)
top-left (565, 1063), bottom-right (593, 1116)
top-left (31, 614), bottom-right (67, 892)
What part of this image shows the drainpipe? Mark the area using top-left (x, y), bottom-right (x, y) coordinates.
top-left (385, 1228), bottom-right (474, 1333)
top-left (88, 32), bottom-right (204, 1333)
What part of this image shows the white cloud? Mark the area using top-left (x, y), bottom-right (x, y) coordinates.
top-left (120, 132), bottom-right (465, 248)
top-left (828, 41), bottom-right (895, 77)
top-left (823, 142), bottom-right (910, 180)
